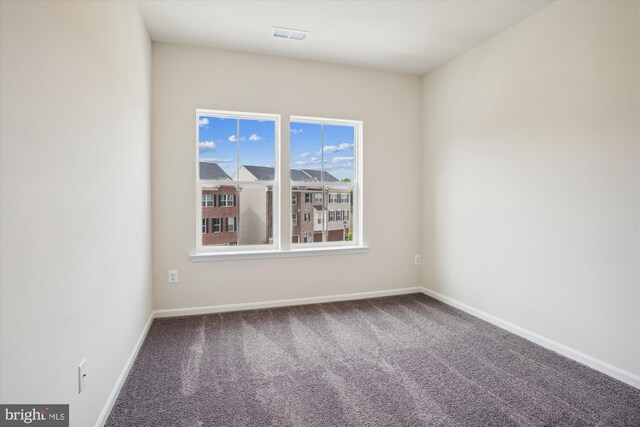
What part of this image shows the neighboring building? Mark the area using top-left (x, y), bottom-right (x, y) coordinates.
top-left (236, 165), bottom-right (274, 245)
top-left (200, 162), bottom-right (238, 246)
top-left (239, 165), bottom-right (352, 243)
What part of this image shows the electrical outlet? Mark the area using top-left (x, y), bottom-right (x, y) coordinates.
top-left (78, 359), bottom-right (87, 393)
top-left (414, 254), bottom-right (422, 265)
top-left (168, 270), bottom-right (178, 284)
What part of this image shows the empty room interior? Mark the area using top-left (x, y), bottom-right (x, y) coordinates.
top-left (1, 0), bottom-right (639, 426)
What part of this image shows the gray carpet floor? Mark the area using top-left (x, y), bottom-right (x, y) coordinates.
top-left (106, 294), bottom-right (640, 426)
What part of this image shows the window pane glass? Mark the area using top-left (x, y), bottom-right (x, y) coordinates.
top-left (238, 118), bottom-right (276, 181)
top-left (198, 116), bottom-right (237, 179)
top-left (291, 178), bottom-right (354, 244)
top-left (237, 184), bottom-right (274, 245)
top-left (323, 124), bottom-right (355, 183)
top-left (291, 186), bottom-right (353, 243)
top-left (201, 184), bottom-right (273, 247)
top-left (326, 189), bottom-right (353, 242)
top-left (201, 186), bottom-right (238, 246)
top-left (290, 122), bottom-right (322, 182)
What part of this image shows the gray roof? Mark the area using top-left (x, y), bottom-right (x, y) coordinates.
top-left (301, 169), bottom-right (339, 182)
top-left (242, 165), bottom-right (339, 182)
top-left (243, 165), bottom-right (275, 181)
top-left (200, 162), bottom-right (231, 180)
top-left (291, 169), bottom-right (313, 181)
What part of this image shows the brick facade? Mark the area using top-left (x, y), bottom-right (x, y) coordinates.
top-left (201, 185), bottom-right (238, 246)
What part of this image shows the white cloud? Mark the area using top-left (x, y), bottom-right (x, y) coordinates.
top-left (295, 160), bottom-right (306, 166)
top-left (331, 156), bottom-right (354, 163)
top-left (323, 143), bottom-right (354, 154)
top-left (298, 152), bottom-right (310, 158)
top-left (199, 157), bottom-right (233, 163)
top-left (198, 141), bottom-right (216, 151)
top-left (309, 156), bottom-right (321, 164)
top-left (248, 134), bottom-right (262, 142)
top-left (198, 117), bottom-right (209, 127)
top-left (290, 129), bottom-right (304, 134)
top-left (228, 134), bottom-right (247, 142)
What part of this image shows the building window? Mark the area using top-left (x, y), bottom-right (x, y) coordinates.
top-left (202, 218), bottom-right (209, 233)
top-left (219, 194), bottom-right (235, 207)
top-left (292, 193), bottom-right (298, 205)
top-left (202, 194), bottom-right (214, 207)
top-left (292, 213), bottom-right (298, 226)
top-left (304, 213), bottom-right (311, 222)
top-left (197, 110), bottom-right (278, 251)
top-left (290, 117), bottom-right (360, 246)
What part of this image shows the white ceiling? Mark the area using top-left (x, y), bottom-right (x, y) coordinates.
top-left (138, 0), bottom-right (552, 75)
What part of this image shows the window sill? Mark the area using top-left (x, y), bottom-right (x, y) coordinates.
top-left (189, 245), bottom-right (369, 262)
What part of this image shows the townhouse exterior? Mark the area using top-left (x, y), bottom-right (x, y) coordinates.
top-left (200, 162), bottom-right (238, 246)
top-left (239, 165), bottom-right (352, 244)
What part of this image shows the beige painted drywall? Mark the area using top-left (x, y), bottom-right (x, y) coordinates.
top-left (422, 0), bottom-right (640, 376)
top-left (152, 43), bottom-right (422, 310)
top-left (0, 1), bottom-right (152, 425)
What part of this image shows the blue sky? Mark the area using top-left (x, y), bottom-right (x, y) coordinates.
top-left (198, 115), bottom-right (355, 181)
top-left (290, 122), bottom-right (355, 181)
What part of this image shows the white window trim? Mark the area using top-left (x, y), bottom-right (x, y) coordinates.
top-left (190, 245), bottom-right (369, 262)
top-left (193, 111), bottom-right (364, 260)
top-left (195, 109), bottom-right (281, 254)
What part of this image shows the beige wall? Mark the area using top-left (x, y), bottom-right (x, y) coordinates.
top-left (152, 43), bottom-right (422, 309)
top-left (422, 0), bottom-right (639, 376)
top-left (0, 1), bottom-right (152, 425)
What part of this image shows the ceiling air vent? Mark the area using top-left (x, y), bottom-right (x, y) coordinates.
top-left (272, 26), bottom-right (309, 41)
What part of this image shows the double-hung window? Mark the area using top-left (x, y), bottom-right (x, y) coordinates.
top-left (212, 218), bottom-right (222, 233)
top-left (290, 116), bottom-right (361, 246)
top-left (219, 194), bottom-right (235, 207)
top-left (196, 110), bottom-right (278, 251)
top-left (202, 194), bottom-right (214, 207)
top-left (195, 110), bottom-right (362, 257)
top-left (227, 217), bottom-right (236, 232)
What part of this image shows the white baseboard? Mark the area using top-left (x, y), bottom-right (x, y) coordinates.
top-left (97, 285), bottom-right (638, 427)
top-left (153, 287), bottom-right (423, 318)
top-left (420, 287), bottom-right (640, 389)
top-left (95, 312), bottom-right (154, 427)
